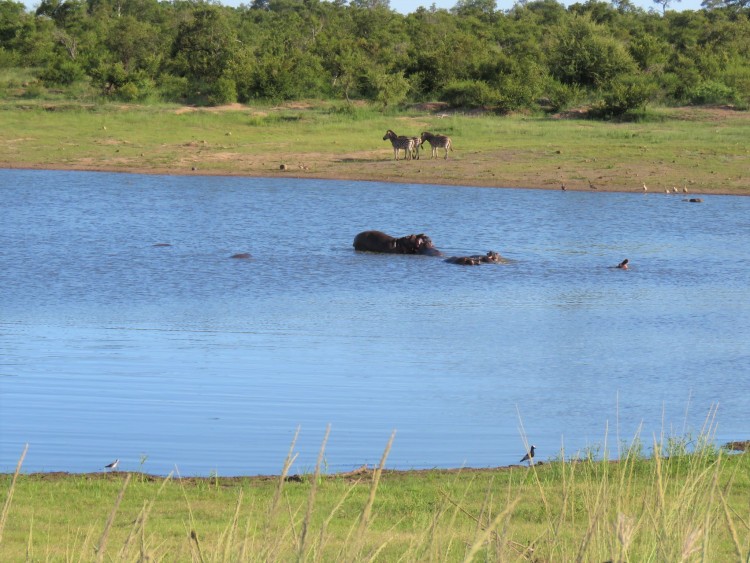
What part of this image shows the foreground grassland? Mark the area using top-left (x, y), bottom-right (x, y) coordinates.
top-left (1, 447), bottom-right (749, 561)
top-left (1, 101), bottom-right (748, 195)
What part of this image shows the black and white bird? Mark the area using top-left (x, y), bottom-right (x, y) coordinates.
top-left (104, 459), bottom-right (119, 471)
top-left (520, 445), bottom-right (536, 464)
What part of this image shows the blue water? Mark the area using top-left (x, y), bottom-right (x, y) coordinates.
top-left (1, 169), bottom-right (748, 476)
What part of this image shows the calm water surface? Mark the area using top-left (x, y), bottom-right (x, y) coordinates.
top-left (1, 170), bottom-right (748, 475)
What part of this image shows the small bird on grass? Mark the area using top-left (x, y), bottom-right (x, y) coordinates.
top-left (520, 445), bottom-right (536, 465)
top-left (104, 459), bottom-right (120, 471)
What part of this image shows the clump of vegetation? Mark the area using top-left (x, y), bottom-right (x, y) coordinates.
top-left (0, 0), bottom-right (749, 113)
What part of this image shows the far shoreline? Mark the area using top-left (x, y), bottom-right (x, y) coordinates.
top-left (4, 103), bottom-right (749, 197)
top-left (3, 164), bottom-right (745, 197)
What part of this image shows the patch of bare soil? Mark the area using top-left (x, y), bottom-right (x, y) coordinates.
top-left (670, 105), bottom-right (750, 121)
top-left (174, 103), bottom-right (248, 115)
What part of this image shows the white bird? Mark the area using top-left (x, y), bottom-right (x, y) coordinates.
top-left (683, 186), bottom-right (688, 193)
top-left (672, 186), bottom-right (678, 193)
top-left (642, 183), bottom-right (648, 192)
top-left (104, 459), bottom-right (119, 471)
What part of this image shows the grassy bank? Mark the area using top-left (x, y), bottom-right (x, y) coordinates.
top-left (1, 440), bottom-right (749, 561)
top-left (1, 100), bottom-right (748, 195)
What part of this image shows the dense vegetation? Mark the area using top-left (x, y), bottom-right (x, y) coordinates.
top-left (1, 0), bottom-right (749, 116)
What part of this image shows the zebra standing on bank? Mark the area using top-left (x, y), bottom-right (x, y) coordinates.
top-left (383, 130), bottom-right (414, 161)
top-left (420, 131), bottom-right (453, 160)
top-left (410, 136), bottom-right (422, 160)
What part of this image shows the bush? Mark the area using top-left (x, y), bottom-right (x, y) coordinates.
top-left (208, 76), bottom-right (237, 106)
top-left (371, 70), bottom-right (410, 109)
top-left (495, 76), bottom-right (539, 113)
top-left (544, 79), bottom-right (582, 113)
top-left (687, 80), bottom-right (738, 106)
top-left (591, 74), bottom-right (654, 119)
top-left (441, 79), bottom-right (499, 108)
top-left (116, 82), bottom-right (140, 102)
top-left (39, 58), bottom-right (85, 86)
top-left (157, 74), bottom-right (189, 102)
top-left (0, 47), bottom-right (17, 69)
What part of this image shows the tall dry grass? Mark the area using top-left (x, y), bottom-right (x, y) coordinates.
top-left (1, 414), bottom-right (748, 561)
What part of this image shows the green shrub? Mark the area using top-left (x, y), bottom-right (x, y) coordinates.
top-left (591, 74), bottom-right (654, 118)
top-left (208, 76), bottom-right (237, 105)
top-left (0, 47), bottom-right (17, 68)
top-left (39, 58), bottom-right (85, 86)
top-left (495, 76), bottom-right (539, 113)
top-left (157, 74), bottom-right (189, 102)
top-left (687, 80), bottom-right (738, 106)
top-left (441, 79), bottom-right (499, 108)
top-left (544, 79), bottom-right (582, 112)
top-left (371, 69), bottom-right (410, 109)
top-left (116, 82), bottom-right (140, 102)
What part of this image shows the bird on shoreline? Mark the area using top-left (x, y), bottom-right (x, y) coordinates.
top-left (520, 445), bottom-right (536, 465)
top-left (104, 459), bottom-right (119, 471)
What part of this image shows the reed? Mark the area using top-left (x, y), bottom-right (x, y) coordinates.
top-left (0, 424), bottom-right (748, 561)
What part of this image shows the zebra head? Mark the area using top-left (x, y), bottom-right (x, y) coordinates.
top-left (383, 129), bottom-right (397, 141)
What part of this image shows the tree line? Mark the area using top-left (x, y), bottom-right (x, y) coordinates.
top-left (1, 0), bottom-right (749, 116)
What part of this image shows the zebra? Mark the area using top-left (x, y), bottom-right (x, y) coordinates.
top-left (410, 137), bottom-right (422, 160)
top-left (383, 130), bottom-right (414, 161)
top-left (420, 131), bottom-right (453, 160)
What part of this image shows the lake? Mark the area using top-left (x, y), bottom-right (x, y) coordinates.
top-left (1, 169), bottom-right (748, 476)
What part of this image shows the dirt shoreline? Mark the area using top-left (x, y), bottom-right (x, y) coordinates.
top-left (3, 162), bottom-right (745, 196)
top-left (8, 440), bottom-right (749, 483)
top-left (7, 463), bottom-right (543, 484)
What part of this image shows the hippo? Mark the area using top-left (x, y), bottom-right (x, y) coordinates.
top-left (353, 230), bottom-right (443, 256)
top-left (444, 251), bottom-right (505, 265)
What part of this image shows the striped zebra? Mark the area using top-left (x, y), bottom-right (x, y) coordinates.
top-left (420, 131), bottom-right (453, 160)
top-left (383, 130), bottom-right (414, 161)
top-left (410, 136), bottom-right (422, 160)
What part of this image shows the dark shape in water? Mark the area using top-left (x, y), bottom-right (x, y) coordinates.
top-left (353, 230), bottom-right (442, 256)
top-left (445, 251), bottom-right (505, 266)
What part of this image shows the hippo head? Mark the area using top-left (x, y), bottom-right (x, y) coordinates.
top-left (414, 234), bottom-right (443, 256)
top-left (483, 251), bottom-right (503, 263)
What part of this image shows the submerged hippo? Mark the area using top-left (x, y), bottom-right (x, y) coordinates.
top-left (353, 230), bottom-right (443, 256)
top-left (444, 251), bottom-right (505, 266)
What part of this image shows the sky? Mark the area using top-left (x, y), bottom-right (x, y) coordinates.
top-left (19, 0), bottom-right (705, 15)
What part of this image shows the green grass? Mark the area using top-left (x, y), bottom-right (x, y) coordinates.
top-left (1, 432), bottom-right (749, 561)
top-left (1, 99), bottom-right (748, 195)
